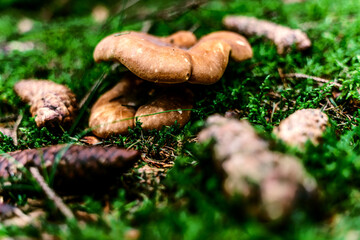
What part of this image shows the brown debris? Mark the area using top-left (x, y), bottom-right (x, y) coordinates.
top-left (93, 30), bottom-right (252, 84)
top-left (283, 73), bottom-right (342, 88)
top-left (14, 79), bottom-right (78, 129)
top-left (0, 145), bottom-right (140, 193)
top-left (3, 209), bottom-right (44, 227)
top-left (274, 109), bottom-right (329, 148)
top-left (223, 15), bottom-right (311, 54)
top-left (198, 115), bottom-right (317, 221)
top-left (80, 136), bottom-right (102, 145)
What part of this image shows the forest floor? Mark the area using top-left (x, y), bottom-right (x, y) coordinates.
top-left (2, 0), bottom-right (360, 239)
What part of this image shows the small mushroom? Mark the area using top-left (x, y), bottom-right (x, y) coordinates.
top-left (14, 79), bottom-right (77, 128)
top-left (273, 109), bottom-right (329, 148)
top-left (89, 74), bottom-right (193, 137)
top-left (93, 30), bottom-right (252, 84)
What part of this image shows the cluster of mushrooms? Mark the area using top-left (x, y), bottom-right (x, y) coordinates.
top-left (89, 30), bottom-right (253, 138)
top-left (13, 15), bottom-right (314, 139)
top-left (14, 30), bottom-right (253, 138)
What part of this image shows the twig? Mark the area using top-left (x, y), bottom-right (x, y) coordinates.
top-left (29, 167), bottom-right (74, 220)
top-left (12, 112), bottom-right (23, 146)
top-left (141, 154), bottom-right (173, 168)
top-left (283, 73), bottom-right (342, 88)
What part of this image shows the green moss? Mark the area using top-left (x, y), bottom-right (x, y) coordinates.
top-left (2, 0), bottom-right (360, 238)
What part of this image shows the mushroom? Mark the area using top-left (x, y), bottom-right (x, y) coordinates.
top-left (93, 30), bottom-right (252, 84)
top-left (273, 109), bottom-right (329, 148)
top-left (89, 75), bottom-right (141, 138)
top-left (14, 79), bottom-right (77, 129)
top-left (89, 74), bottom-right (193, 138)
top-left (90, 30), bottom-right (252, 137)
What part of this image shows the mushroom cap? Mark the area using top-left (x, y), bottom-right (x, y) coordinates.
top-left (94, 30), bottom-right (253, 85)
top-left (160, 30), bottom-right (197, 48)
top-left (89, 75), bottom-right (144, 138)
top-left (187, 40), bottom-right (231, 85)
top-left (135, 89), bottom-right (193, 130)
top-left (198, 31), bottom-right (253, 62)
top-left (94, 31), bottom-right (193, 84)
top-left (90, 102), bottom-right (135, 138)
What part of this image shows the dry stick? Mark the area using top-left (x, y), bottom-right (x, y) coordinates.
top-left (283, 73), bottom-right (342, 88)
top-left (12, 112), bottom-right (23, 146)
top-left (29, 167), bottom-right (74, 220)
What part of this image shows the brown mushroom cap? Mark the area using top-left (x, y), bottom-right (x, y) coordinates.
top-left (135, 89), bottom-right (193, 130)
top-left (89, 75), bottom-right (144, 138)
top-left (187, 40), bottom-right (231, 85)
top-left (94, 31), bottom-right (193, 84)
top-left (198, 31), bottom-right (253, 62)
top-left (159, 30), bottom-right (197, 48)
top-left (94, 31), bottom-right (253, 85)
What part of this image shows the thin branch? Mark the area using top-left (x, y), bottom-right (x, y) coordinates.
top-left (29, 167), bottom-right (74, 220)
top-left (283, 73), bottom-right (342, 88)
top-left (12, 112), bottom-right (23, 146)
